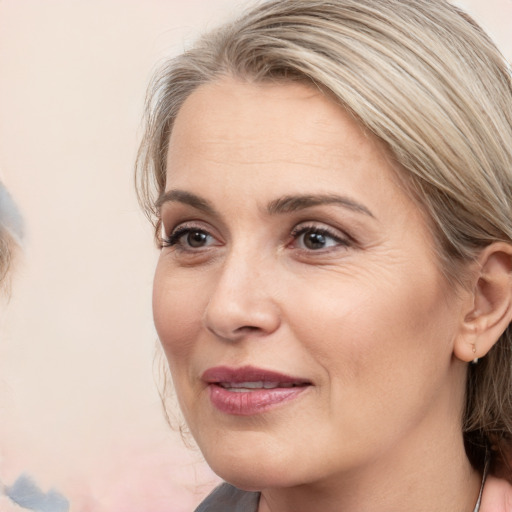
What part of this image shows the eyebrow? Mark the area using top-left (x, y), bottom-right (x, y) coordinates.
top-left (156, 189), bottom-right (374, 218)
top-left (267, 194), bottom-right (374, 217)
top-left (156, 189), bottom-right (217, 215)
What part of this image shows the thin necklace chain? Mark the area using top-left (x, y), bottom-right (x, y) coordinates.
top-left (473, 452), bottom-right (490, 512)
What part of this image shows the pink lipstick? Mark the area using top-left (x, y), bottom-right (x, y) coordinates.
top-left (202, 366), bottom-right (311, 416)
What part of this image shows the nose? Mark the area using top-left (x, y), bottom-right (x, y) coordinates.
top-left (203, 253), bottom-right (281, 342)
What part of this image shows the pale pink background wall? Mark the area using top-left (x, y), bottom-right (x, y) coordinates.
top-left (0, 1), bottom-right (510, 511)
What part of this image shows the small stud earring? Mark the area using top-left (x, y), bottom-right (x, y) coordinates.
top-left (472, 344), bottom-right (479, 364)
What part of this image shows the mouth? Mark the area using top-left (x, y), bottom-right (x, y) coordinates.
top-left (218, 381), bottom-right (303, 391)
top-left (202, 366), bottom-right (311, 416)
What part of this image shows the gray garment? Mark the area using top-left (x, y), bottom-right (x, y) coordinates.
top-left (195, 483), bottom-right (260, 512)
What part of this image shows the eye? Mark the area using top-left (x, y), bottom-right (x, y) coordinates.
top-left (291, 225), bottom-right (349, 251)
top-left (162, 225), bottom-right (217, 250)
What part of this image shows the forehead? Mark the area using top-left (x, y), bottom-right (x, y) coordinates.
top-left (167, 77), bottom-right (396, 189)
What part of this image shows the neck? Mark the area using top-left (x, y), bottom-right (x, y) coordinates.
top-left (258, 425), bottom-right (481, 512)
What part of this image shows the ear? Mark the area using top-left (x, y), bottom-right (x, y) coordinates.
top-left (454, 242), bottom-right (512, 363)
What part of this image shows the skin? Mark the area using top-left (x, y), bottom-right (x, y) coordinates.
top-left (153, 77), bottom-right (481, 512)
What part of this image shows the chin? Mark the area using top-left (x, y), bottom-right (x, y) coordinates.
top-left (200, 436), bottom-right (307, 491)
top-left (211, 462), bottom-right (299, 492)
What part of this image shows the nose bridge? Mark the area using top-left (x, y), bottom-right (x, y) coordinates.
top-left (203, 242), bottom-right (280, 341)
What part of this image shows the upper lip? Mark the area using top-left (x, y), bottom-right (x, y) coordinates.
top-left (202, 365), bottom-right (311, 385)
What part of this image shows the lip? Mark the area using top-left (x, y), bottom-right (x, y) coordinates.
top-left (202, 365), bottom-right (311, 416)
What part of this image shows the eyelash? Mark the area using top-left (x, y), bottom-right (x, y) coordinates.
top-left (161, 224), bottom-right (212, 249)
top-left (289, 224), bottom-right (351, 250)
top-left (161, 222), bottom-right (351, 253)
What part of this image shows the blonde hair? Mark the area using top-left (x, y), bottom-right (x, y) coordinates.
top-left (0, 183), bottom-right (23, 291)
top-left (136, 0), bottom-right (512, 473)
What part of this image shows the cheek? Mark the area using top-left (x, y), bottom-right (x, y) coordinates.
top-left (287, 266), bottom-right (456, 385)
top-left (152, 261), bottom-right (205, 363)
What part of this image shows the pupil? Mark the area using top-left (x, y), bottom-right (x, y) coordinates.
top-left (305, 232), bottom-right (326, 249)
top-left (188, 231), bottom-right (207, 247)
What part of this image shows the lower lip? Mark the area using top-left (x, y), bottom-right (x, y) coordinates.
top-left (208, 384), bottom-right (308, 416)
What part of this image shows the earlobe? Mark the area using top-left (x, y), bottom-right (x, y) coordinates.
top-left (454, 243), bottom-right (512, 363)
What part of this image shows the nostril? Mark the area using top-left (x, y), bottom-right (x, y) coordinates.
top-left (203, 287), bottom-right (281, 341)
top-left (232, 325), bottom-right (263, 336)
top-left (206, 323), bottom-right (266, 342)
top-left (237, 326), bottom-right (260, 332)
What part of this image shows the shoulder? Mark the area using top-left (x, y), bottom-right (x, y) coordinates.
top-left (481, 475), bottom-right (512, 512)
top-left (195, 483), bottom-right (260, 512)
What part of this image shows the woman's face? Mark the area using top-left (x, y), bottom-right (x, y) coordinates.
top-left (153, 78), bottom-right (469, 490)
